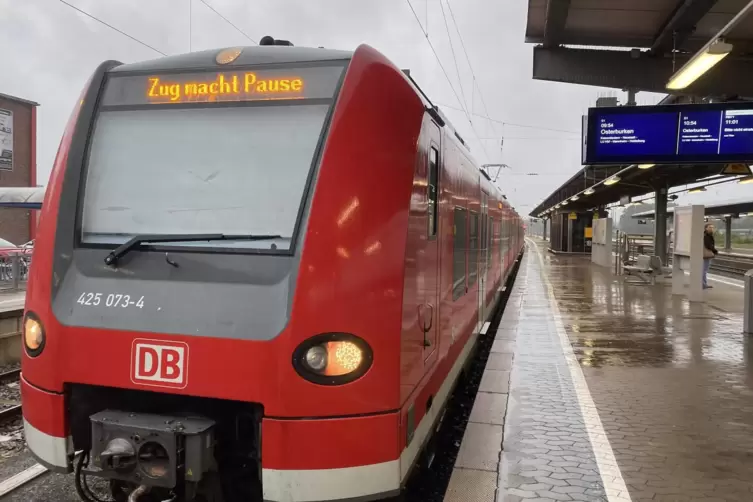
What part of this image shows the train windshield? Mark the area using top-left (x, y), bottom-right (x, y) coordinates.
top-left (80, 64), bottom-right (344, 252)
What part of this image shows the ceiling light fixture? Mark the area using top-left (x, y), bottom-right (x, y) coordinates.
top-left (667, 39), bottom-right (733, 90)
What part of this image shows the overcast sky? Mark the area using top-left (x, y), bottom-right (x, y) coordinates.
top-left (0, 0), bottom-right (747, 216)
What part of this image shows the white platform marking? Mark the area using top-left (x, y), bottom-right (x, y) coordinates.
top-left (708, 274), bottom-right (744, 288)
top-left (527, 239), bottom-right (632, 502)
top-left (480, 322), bottom-right (491, 335)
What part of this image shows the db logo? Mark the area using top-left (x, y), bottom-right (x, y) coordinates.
top-left (131, 339), bottom-right (189, 389)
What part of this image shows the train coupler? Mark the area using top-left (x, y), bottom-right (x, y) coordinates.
top-left (87, 410), bottom-right (216, 492)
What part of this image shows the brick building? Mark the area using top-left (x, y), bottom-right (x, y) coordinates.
top-left (0, 92), bottom-right (38, 246)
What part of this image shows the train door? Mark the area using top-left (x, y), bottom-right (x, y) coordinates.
top-left (478, 192), bottom-right (488, 324)
top-left (422, 123), bottom-right (442, 362)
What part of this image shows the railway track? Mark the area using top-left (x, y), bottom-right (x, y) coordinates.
top-left (0, 404), bottom-right (20, 421)
top-left (0, 368), bottom-right (20, 384)
top-left (0, 367), bottom-right (21, 422)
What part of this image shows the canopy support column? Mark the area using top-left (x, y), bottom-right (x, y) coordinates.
top-left (655, 187), bottom-right (668, 264)
top-left (725, 215), bottom-right (732, 251)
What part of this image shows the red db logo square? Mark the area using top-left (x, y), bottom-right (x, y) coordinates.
top-left (131, 339), bottom-right (189, 389)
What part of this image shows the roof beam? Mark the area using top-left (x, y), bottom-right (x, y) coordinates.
top-left (525, 33), bottom-right (657, 49)
top-left (650, 0), bottom-right (720, 56)
top-left (532, 46), bottom-right (753, 97)
top-left (543, 0), bottom-right (571, 47)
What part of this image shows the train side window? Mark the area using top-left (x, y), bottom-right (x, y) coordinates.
top-left (452, 207), bottom-right (467, 301)
top-left (428, 147), bottom-right (439, 238)
top-left (468, 211), bottom-right (479, 287)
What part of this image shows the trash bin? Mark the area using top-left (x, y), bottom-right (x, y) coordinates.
top-left (745, 269), bottom-right (753, 335)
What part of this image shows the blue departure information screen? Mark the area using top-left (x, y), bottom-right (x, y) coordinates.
top-left (596, 113), bottom-right (677, 157)
top-left (583, 103), bottom-right (753, 165)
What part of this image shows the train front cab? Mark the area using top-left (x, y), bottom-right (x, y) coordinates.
top-left (20, 43), bottom-right (523, 502)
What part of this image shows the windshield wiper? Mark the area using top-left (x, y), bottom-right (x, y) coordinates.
top-left (104, 233), bottom-right (282, 266)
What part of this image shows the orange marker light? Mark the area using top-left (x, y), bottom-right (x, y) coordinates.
top-left (216, 47), bottom-right (243, 64)
top-left (324, 341), bottom-right (363, 376)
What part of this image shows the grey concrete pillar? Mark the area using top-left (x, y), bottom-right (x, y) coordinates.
top-left (543, 219), bottom-right (548, 241)
top-left (725, 216), bottom-right (732, 251)
top-left (654, 188), bottom-right (668, 264)
top-left (626, 89), bottom-right (637, 106)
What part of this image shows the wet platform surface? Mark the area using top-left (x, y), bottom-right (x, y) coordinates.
top-left (446, 237), bottom-right (753, 502)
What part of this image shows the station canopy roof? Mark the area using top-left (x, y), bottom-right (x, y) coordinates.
top-left (528, 158), bottom-right (751, 218)
top-left (632, 196), bottom-right (753, 218)
top-left (525, 0), bottom-right (753, 218)
top-left (526, 0), bottom-right (753, 97)
top-left (0, 187), bottom-right (45, 209)
top-left (0, 92), bottom-right (39, 107)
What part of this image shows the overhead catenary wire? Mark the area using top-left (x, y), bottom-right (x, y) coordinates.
top-left (405, 0), bottom-right (469, 121)
top-left (444, 0), bottom-right (501, 138)
top-left (196, 0), bottom-right (258, 44)
top-left (438, 0), bottom-right (468, 116)
top-left (436, 102), bottom-right (580, 135)
top-left (405, 0), bottom-right (492, 162)
top-left (58, 0), bottom-right (167, 56)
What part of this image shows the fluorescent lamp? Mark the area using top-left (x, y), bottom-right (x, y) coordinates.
top-left (583, 187), bottom-right (595, 196)
top-left (561, 200), bottom-right (569, 206)
top-left (604, 176), bottom-right (620, 186)
top-left (638, 164), bottom-right (655, 170)
top-left (688, 186), bottom-right (707, 193)
top-left (738, 175), bottom-right (753, 184)
top-left (667, 39), bottom-right (733, 90)
top-left (571, 195), bottom-right (580, 201)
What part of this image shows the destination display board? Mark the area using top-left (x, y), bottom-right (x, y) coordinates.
top-left (101, 65), bottom-right (345, 107)
top-left (582, 103), bottom-right (753, 165)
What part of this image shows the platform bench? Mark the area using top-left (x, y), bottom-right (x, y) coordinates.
top-left (623, 254), bottom-right (661, 285)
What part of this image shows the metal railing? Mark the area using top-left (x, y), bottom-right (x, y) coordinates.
top-left (612, 233), bottom-right (753, 278)
top-left (0, 252), bottom-right (30, 291)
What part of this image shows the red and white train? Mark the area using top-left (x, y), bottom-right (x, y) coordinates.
top-left (21, 38), bottom-right (524, 502)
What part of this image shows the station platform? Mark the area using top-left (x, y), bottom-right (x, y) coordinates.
top-left (445, 237), bottom-right (752, 502)
top-left (0, 290), bottom-right (25, 314)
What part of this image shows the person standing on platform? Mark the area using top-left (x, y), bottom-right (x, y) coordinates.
top-left (703, 223), bottom-right (718, 289)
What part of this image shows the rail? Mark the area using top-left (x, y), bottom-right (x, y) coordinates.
top-left (0, 367), bottom-right (21, 423)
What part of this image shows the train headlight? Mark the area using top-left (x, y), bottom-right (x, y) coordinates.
top-left (294, 334), bottom-right (373, 385)
top-left (305, 345), bottom-right (328, 372)
top-left (23, 312), bottom-right (45, 357)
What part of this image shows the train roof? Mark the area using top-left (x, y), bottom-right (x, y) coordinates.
top-left (110, 46), bottom-right (354, 73)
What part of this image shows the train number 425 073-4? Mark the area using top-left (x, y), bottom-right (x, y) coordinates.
top-left (77, 292), bottom-right (145, 309)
